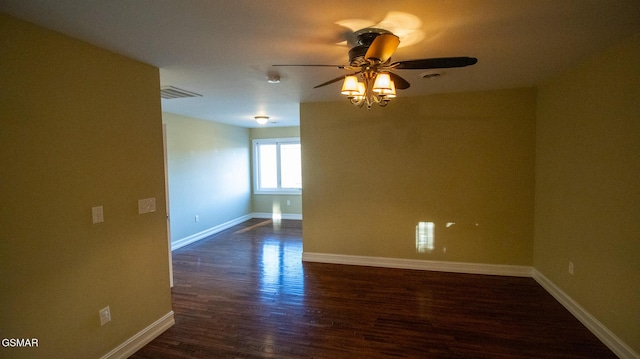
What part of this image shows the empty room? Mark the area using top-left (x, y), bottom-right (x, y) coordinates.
top-left (1, 1), bottom-right (638, 358)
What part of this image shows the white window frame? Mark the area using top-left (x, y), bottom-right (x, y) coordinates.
top-left (252, 137), bottom-right (302, 195)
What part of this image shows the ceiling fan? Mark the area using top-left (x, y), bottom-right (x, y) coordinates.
top-left (274, 28), bottom-right (477, 109)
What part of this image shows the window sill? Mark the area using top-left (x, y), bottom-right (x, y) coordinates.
top-left (254, 190), bottom-right (302, 195)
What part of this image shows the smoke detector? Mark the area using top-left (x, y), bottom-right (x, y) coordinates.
top-left (267, 73), bottom-right (281, 84)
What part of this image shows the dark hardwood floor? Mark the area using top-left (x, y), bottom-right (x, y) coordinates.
top-left (131, 219), bottom-right (616, 358)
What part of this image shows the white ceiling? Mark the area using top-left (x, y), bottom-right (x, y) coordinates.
top-left (2, 1), bottom-right (639, 128)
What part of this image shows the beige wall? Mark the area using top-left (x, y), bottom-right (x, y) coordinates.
top-left (301, 88), bottom-right (536, 264)
top-left (250, 126), bottom-right (302, 216)
top-left (534, 34), bottom-right (640, 353)
top-left (0, 14), bottom-right (172, 358)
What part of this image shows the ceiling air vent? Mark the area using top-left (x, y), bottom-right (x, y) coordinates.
top-left (160, 86), bottom-right (202, 99)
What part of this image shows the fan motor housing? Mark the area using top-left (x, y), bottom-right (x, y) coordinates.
top-left (348, 46), bottom-right (368, 65)
top-left (354, 28), bottom-right (392, 45)
top-left (348, 28), bottom-right (392, 65)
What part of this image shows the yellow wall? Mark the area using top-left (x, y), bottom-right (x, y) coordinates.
top-left (250, 126), bottom-right (303, 216)
top-left (0, 14), bottom-right (172, 358)
top-left (301, 88), bottom-right (536, 264)
top-left (534, 34), bottom-right (640, 353)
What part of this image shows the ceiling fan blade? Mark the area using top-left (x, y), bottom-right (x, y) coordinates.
top-left (364, 33), bottom-right (400, 62)
top-left (313, 73), bottom-right (359, 89)
top-left (273, 64), bottom-right (346, 69)
top-left (389, 72), bottom-right (410, 90)
top-left (394, 57), bottom-right (478, 69)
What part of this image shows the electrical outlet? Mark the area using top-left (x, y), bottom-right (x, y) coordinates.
top-left (99, 306), bottom-right (111, 326)
top-left (568, 261), bottom-right (574, 275)
top-left (195, 215), bottom-right (199, 223)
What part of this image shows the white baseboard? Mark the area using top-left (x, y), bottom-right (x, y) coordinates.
top-left (100, 311), bottom-right (175, 359)
top-left (302, 252), bottom-right (533, 277)
top-left (172, 213), bottom-right (301, 251)
top-left (532, 270), bottom-right (639, 359)
top-left (171, 214), bottom-right (253, 250)
top-left (252, 212), bottom-right (303, 220)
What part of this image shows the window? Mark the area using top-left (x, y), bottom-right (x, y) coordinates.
top-left (253, 138), bottom-right (301, 194)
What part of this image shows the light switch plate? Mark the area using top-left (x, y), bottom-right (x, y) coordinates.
top-left (92, 206), bottom-right (104, 224)
top-left (99, 306), bottom-right (111, 326)
top-left (138, 198), bottom-right (156, 214)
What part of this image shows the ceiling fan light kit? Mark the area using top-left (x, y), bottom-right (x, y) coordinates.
top-left (274, 26), bottom-right (477, 109)
top-left (341, 71), bottom-right (396, 108)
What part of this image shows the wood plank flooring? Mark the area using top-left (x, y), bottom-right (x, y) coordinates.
top-left (130, 219), bottom-right (616, 358)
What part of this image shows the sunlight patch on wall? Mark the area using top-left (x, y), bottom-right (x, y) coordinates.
top-left (272, 202), bottom-right (282, 225)
top-left (416, 222), bottom-right (435, 253)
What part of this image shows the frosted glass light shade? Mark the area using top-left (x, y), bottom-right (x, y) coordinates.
top-left (341, 76), bottom-right (360, 96)
top-left (373, 73), bottom-right (392, 92)
top-left (255, 116), bottom-right (269, 125)
top-left (380, 81), bottom-right (396, 98)
top-left (354, 82), bottom-right (366, 99)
